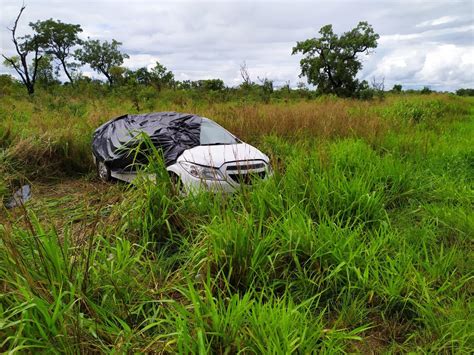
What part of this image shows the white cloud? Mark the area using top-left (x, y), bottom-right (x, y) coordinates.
top-left (361, 43), bottom-right (474, 89)
top-left (123, 54), bottom-right (160, 70)
top-left (417, 44), bottom-right (474, 86)
top-left (379, 24), bottom-right (474, 44)
top-left (416, 16), bottom-right (459, 28)
top-left (81, 71), bottom-right (95, 78)
top-left (0, 0), bottom-right (473, 91)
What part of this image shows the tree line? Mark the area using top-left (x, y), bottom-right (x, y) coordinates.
top-left (2, 5), bottom-right (130, 94)
top-left (2, 6), bottom-right (472, 97)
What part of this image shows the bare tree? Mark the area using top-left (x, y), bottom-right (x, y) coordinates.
top-left (371, 76), bottom-right (385, 100)
top-left (239, 61), bottom-right (252, 87)
top-left (371, 76), bottom-right (385, 92)
top-left (2, 5), bottom-right (44, 95)
top-left (297, 81), bottom-right (307, 90)
top-left (257, 76), bottom-right (274, 93)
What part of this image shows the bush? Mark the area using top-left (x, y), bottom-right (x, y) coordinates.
top-left (382, 96), bottom-right (469, 123)
top-left (357, 88), bottom-right (375, 100)
top-left (355, 80), bottom-right (375, 100)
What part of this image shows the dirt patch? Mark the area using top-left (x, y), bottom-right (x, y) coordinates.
top-left (1, 177), bottom-right (126, 244)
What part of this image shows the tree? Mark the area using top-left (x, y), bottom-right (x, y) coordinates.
top-left (123, 62), bottom-right (174, 90)
top-left (34, 54), bottom-right (59, 87)
top-left (296, 81), bottom-right (308, 90)
top-left (133, 67), bottom-right (152, 85)
top-left (392, 84), bottom-right (402, 93)
top-left (2, 6), bottom-right (45, 95)
top-left (176, 80), bottom-right (193, 90)
top-left (74, 39), bottom-right (129, 85)
top-left (195, 79), bottom-right (225, 91)
top-left (420, 86), bottom-right (432, 94)
top-left (257, 76), bottom-right (274, 103)
top-left (148, 61), bottom-right (174, 91)
top-left (258, 76), bottom-right (274, 94)
top-left (109, 65), bottom-right (128, 85)
top-left (239, 61), bottom-right (252, 89)
top-left (292, 21), bottom-right (379, 97)
top-left (30, 19), bottom-right (82, 84)
top-left (371, 76), bottom-right (385, 100)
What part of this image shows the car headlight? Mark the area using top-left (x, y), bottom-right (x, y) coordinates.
top-left (180, 162), bottom-right (225, 181)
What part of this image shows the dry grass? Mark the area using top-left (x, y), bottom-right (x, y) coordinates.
top-left (0, 92), bottom-right (468, 178)
top-left (212, 100), bottom-right (388, 144)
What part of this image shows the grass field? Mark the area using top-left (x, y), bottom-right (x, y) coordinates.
top-left (0, 88), bottom-right (473, 353)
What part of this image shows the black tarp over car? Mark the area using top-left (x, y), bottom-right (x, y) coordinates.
top-left (92, 112), bottom-right (202, 169)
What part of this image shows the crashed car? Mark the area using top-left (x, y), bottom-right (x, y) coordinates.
top-left (91, 112), bottom-right (271, 193)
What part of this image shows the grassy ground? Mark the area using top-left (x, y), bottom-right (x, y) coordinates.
top-left (0, 89), bottom-right (473, 353)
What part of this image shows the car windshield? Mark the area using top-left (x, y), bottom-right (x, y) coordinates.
top-left (200, 119), bottom-right (239, 145)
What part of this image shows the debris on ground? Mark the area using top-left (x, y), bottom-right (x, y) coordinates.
top-left (4, 184), bottom-right (31, 209)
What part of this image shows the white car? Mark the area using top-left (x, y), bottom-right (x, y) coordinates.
top-left (94, 116), bottom-right (271, 193)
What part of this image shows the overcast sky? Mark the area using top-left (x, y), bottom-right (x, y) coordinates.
top-left (1, 0), bottom-right (473, 91)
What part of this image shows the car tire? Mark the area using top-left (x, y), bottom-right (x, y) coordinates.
top-left (169, 172), bottom-right (185, 195)
top-left (97, 160), bottom-right (111, 182)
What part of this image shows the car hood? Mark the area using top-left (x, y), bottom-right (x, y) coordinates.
top-left (178, 143), bottom-right (269, 168)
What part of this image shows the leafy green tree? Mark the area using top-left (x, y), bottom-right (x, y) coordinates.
top-left (74, 39), bottom-right (129, 85)
top-left (33, 54), bottom-right (59, 87)
top-left (148, 61), bottom-right (174, 91)
top-left (195, 79), bottom-right (225, 91)
top-left (392, 84), bottom-right (402, 93)
top-left (257, 76), bottom-right (274, 103)
top-left (122, 62), bottom-right (174, 90)
top-left (176, 80), bottom-right (193, 90)
top-left (258, 77), bottom-right (274, 93)
top-left (292, 21), bottom-right (379, 97)
top-left (2, 6), bottom-right (45, 95)
top-left (109, 65), bottom-right (127, 85)
top-left (133, 67), bottom-right (152, 85)
top-left (29, 19), bottom-right (82, 84)
top-left (355, 80), bottom-right (375, 100)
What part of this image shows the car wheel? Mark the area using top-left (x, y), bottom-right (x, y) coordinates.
top-left (97, 160), bottom-right (111, 182)
top-left (169, 172), bottom-right (185, 195)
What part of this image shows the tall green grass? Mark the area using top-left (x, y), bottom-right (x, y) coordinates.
top-left (0, 93), bottom-right (473, 352)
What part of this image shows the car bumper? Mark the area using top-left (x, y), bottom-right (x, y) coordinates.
top-left (180, 174), bottom-right (238, 194)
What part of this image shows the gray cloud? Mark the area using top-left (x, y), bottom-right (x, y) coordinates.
top-left (1, 0), bottom-right (473, 90)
